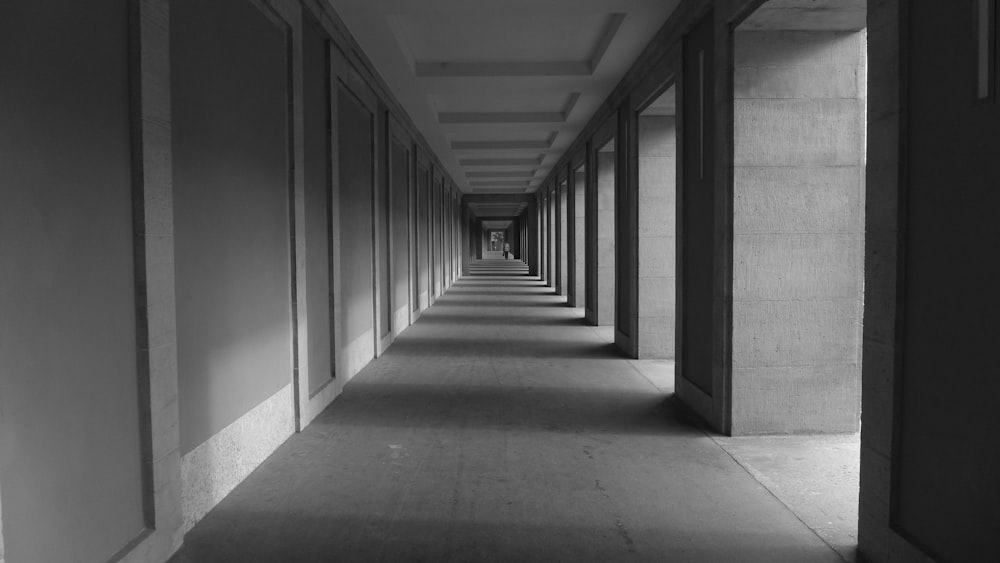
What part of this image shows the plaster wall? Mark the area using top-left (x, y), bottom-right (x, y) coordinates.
top-left (597, 151), bottom-right (617, 326)
top-left (0, 2), bottom-right (148, 560)
top-left (731, 29), bottom-right (866, 434)
top-left (637, 116), bottom-right (677, 358)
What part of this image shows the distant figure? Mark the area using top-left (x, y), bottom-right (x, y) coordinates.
top-left (503, 242), bottom-right (511, 260)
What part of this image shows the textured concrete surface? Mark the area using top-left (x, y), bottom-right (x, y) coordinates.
top-left (637, 114), bottom-right (676, 359)
top-left (171, 266), bottom-right (846, 562)
top-left (596, 151), bottom-right (616, 326)
top-left (730, 29), bottom-right (866, 434)
top-left (715, 434), bottom-right (860, 562)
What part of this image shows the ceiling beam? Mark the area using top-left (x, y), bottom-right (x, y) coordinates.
top-left (440, 94), bottom-right (579, 125)
top-left (416, 61), bottom-right (590, 77)
top-left (469, 180), bottom-right (531, 187)
top-left (459, 156), bottom-right (544, 166)
top-left (466, 170), bottom-right (536, 178)
top-left (451, 133), bottom-right (557, 151)
top-left (439, 111), bottom-right (565, 124)
top-left (463, 193), bottom-right (535, 204)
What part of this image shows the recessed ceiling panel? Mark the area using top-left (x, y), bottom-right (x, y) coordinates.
top-left (386, 13), bottom-right (615, 63)
top-left (431, 92), bottom-right (573, 114)
top-left (328, 0), bottom-right (681, 193)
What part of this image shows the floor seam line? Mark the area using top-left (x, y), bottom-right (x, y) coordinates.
top-left (622, 359), bottom-right (665, 393)
top-left (706, 432), bottom-right (849, 562)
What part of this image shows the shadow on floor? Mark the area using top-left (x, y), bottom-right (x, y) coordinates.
top-left (170, 271), bottom-right (851, 563)
top-left (413, 313), bottom-right (588, 327)
top-left (310, 383), bottom-right (697, 438)
top-left (171, 511), bottom-right (842, 563)
top-left (385, 336), bottom-right (622, 360)
top-left (433, 299), bottom-right (566, 308)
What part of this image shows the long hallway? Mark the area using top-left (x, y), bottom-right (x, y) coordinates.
top-left (172, 263), bottom-right (842, 562)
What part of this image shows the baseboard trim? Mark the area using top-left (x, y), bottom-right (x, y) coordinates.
top-left (341, 330), bottom-right (375, 383)
top-left (180, 384), bottom-right (294, 533)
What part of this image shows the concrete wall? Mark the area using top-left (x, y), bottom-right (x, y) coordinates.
top-left (637, 116), bottom-right (677, 358)
top-left (526, 201), bottom-right (539, 276)
top-left (545, 186), bottom-right (559, 293)
top-left (859, 1), bottom-right (1000, 560)
top-left (540, 194), bottom-right (548, 282)
top-left (676, 8), bottom-right (718, 418)
top-left (596, 151), bottom-right (616, 326)
top-left (730, 29), bottom-right (865, 434)
top-left (559, 182), bottom-right (569, 297)
top-left (0, 2), bottom-right (148, 560)
top-left (574, 168), bottom-right (587, 307)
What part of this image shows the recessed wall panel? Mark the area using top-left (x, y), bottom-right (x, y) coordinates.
top-left (680, 11), bottom-right (716, 396)
top-left (390, 140), bottom-right (410, 315)
top-left (417, 163), bottom-right (430, 306)
top-left (378, 122), bottom-right (391, 338)
top-left (0, 1), bottom-right (146, 560)
top-left (172, 0), bottom-right (292, 454)
top-left (303, 12), bottom-right (334, 393)
top-left (894, 2), bottom-right (1000, 559)
top-left (338, 88), bottom-right (375, 344)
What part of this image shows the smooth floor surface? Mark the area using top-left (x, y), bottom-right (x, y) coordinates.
top-left (172, 263), bottom-right (848, 562)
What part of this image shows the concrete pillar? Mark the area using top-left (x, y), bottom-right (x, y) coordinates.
top-left (535, 198), bottom-right (543, 277)
top-left (548, 188), bottom-right (556, 287)
top-left (526, 202), bottom-right (539, 275)
top-left (729, 29), bottom-right (866, 434)
top-left (637, 115), bottom-right (676, 358)
top-left (559, 180), bottom-right (569, 297)
top-left (596, 150), bottom-right (616, 326)
top-left (540, 194), bottom-right (547, 281)
top-left (573, 167), bottom-right (586, 308)
top-left (461, 205), bottom-right (470, 274)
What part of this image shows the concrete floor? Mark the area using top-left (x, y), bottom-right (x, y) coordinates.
top-left (172, 264), bottom-right (854, 562)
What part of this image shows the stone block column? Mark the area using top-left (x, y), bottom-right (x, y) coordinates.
top-left (637, 115), bottom-right (677, 358)
top-left (730, 29), bottom-right (866, 434)
top-left (596, 150), bottom-right (616, 326)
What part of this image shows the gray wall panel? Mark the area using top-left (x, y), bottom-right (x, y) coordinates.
top-left (172, 0), bottom-right (292, 454)
top-left (0, 1), bottom-right (146, 560)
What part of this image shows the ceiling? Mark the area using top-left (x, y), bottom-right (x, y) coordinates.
top-left (465, 200), bottom-right (529, 218)
top-left (738, 0), bottom-right (866, 31)
top-left (327, 0), bottom-right (682, 194)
